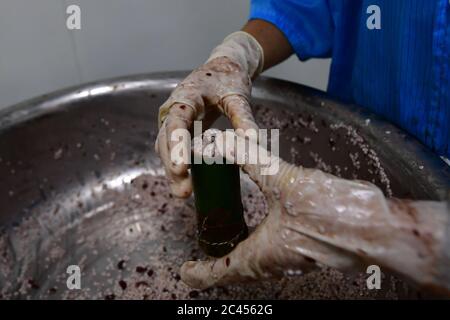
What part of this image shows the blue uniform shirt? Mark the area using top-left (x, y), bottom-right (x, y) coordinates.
top-left (250, 0), bottom-right (449, 157)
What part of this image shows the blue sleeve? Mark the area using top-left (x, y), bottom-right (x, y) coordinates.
top-left (249, 0), bottom-right (334, 60)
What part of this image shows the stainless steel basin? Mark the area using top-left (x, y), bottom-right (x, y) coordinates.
top-left (0, 72), bottom-right (448, 300)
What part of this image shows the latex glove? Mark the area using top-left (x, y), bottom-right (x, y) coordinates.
top-left (155, 31), bottom-right (264, 198)
top-left (180, 130), bottom-right (450, 295)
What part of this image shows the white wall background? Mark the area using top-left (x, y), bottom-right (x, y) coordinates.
top-left (0, 0), bottom-right (331, 108)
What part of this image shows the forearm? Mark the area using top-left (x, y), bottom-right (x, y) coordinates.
top-left (383, 199), bottom-right (450, 294)
top-left (276, 165), bottom-right (450, 293)
top-left (242, 19), bottom-right (293, 71)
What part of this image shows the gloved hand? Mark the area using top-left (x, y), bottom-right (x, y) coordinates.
top-left (180, 130), bottom-right (450, 294)
top-left (155, 31), bottom-right (264, 198)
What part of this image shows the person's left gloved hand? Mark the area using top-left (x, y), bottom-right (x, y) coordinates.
top-left (180, 131), bottom-right (450, 294)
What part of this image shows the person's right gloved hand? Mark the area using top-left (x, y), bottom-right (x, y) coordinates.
top-left (180, 130), bottom-right (450, 295)
top-left (155, 31), bottom-right (264, 198)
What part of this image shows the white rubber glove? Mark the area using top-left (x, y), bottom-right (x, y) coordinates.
top-left (155, 32), bottom-right (264, 198)
top-left (180, 131), bottom-right (450, 295)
